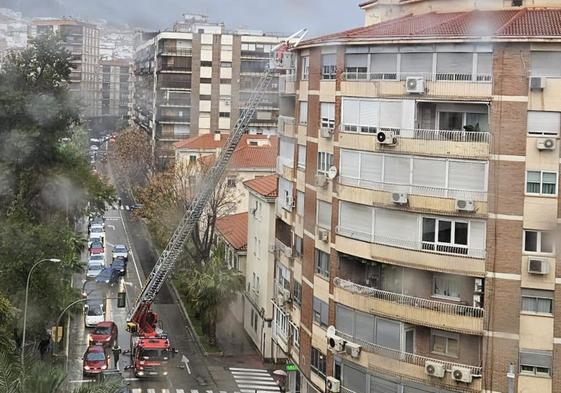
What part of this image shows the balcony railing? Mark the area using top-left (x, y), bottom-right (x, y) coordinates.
top-left (158, 49), bottom-right (192, 57)
top-left (336, 227), bottom-right (486, 259)
top-left (158, 116), bottom-right (190, 123)
top-left (335, 329), bottom-right (482, 377)
top-left (335, 277), bottom-right (484, 319)
top-left (343, 71), bottom-right (492, 83)
top-left (341, 126), bottom-right (491, 144)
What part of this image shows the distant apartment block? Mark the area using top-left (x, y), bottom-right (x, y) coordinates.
top-left (100, 59), bottom-right (133, 118)
top-left (132, 14), bottom-right (285, 166)
top-left (271, 2), bottom-right (561, 393)
top-left (29, 18), bottom-right (101, 118)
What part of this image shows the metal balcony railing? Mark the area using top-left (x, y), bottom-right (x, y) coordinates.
top-left (341, 126), bottom-right (491, 144)
top-left (336, 227), bottom-right (486, 259)
top-left (335, 329), bottom-right (482, 377)
top-left (158, 49), bottom-right (192, 57)
top-left (343, 71), bottom-right (492, 83)
top-left (334, 277), bottom-right (484, 318)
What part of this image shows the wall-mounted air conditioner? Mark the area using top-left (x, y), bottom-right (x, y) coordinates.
top-left (451, 366), bottom-right (473, 383)
top-left (529, 76), bottom-right (545, 90)
top-left (537, 138), bottom-right (556, 151)
top-left (425, 361), bottom-right (446, 378)
top-left (455, 199), bottom-right (475, 212)
top-left (406, 76), bottom-right (425, 94)
top-left (528, 258), bottom-right (549, 275)
top-left (391, 192), bottom-right (408, 205)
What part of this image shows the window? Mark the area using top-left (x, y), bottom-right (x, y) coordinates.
top-left (521, 289), bottom-right (553, 315)
top-left (299, 101), bottom-right (308, 124)
top-left (526, 171), bottom-right (557, 195)
top-left (317, 200), bottom-right (331, 229)
top-left (436, 52), bottom-right (473, 80)
top-left (400, 52), bottom-right (433, 75)
top-left (422, 217), bottom-right (468, 255)
top-left (220, 61), bottom-right (232, 68)
top-left (320, 102), bottom-right (335, 129)
top-left (279, 139), bottom-right (295, 168)
top-left (297, 145), bottom-right (306, 169)
top-left (293, 281), bottom-right (302, 305)
top-left (370, 53), bottom-right (397, 80)
top-left (321, 54), bottom-right (337, 80)
top-left (520, 349), bottom-right (552, 376)
top-left (527, 111), bottom-right (561, 136)
top-left (292, 325), bottom-right (300, 348)
top-left (301, 56), bottom-right (309, 80)
top-left (296, 191), bottom-right (304, 216)
top-left (345, 53), bottom-right (368, 79)
top-left (433, 274), bottom-right (461, 300)
top-left (315, 249), bottom-right (330, 278)
top-left (201, 61), bottom-right (212, 67)
top-left (219, 112), bottom-right (230, 118)
top-left (342, 364), bottom-right (367, 393)
top-left (274, 304), bottom-right (289, 338)
top-left (524, 230), bottom-right (554, 254)
top-left (313, 297), bottom-right (329, 326)
top-left (530, 51), bottom-right (561, 77)
top-left (311, 347), bottom-right (326, 376)
top-left (226, 176), bottom-right (236, 188)
top-left (431, 330), bottom-right (459, 357)
top-left (294, 235), bottom-right (303, 257)
top-left (317, 152), bottom-right (333, 174)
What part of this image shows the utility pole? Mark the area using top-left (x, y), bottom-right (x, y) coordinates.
top-left (507, 362), bottom-right (516, 393)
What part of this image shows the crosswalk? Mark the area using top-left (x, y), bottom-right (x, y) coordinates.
top-left (230, 367), bottom-right (281, 393)
top-left (130, 389), bottom-right (237, 393)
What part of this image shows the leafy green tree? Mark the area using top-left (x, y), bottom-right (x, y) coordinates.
top-left (176, 248), bottom-right (243, 345)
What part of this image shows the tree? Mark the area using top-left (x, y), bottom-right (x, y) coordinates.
top-left (110, 127), bottom-right (153, 191)
top-left (176, 248), bottom-right (243, 346)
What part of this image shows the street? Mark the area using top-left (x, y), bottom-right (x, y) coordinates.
top-left (64, 145), bottom-right (281, 393)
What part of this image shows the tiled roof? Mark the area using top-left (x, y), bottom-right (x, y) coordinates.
top-left (243, 175), bottom-right (278, 198)
top-left (174, 133), bottom-right (226, 149)
top-left (300, 9), bottom-right (561, 46)
top-left (216, 212), bottom-right (248, 251)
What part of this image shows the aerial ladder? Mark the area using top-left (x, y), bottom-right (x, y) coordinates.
top-left (124, 29), bottom-right (307, 377)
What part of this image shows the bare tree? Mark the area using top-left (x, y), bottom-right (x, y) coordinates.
top-left (110, 127), bottom-right (153, 191)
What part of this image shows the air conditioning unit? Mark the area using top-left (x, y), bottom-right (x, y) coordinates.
top-left (530, 76), bottom-right (545, 90)
top-left (451, 366), bottom-right (473, 383)
top-left (284, 247), bottom-right (292, 258)
top-left (315, 174), bottom-right (328, 188)
top-left (391, 192), bottom-right (408, 205)
top-left (320, 127), bottom-right (334, 138)
top-left (345, 341), bottom-right (361, 358)
top-left (455, 199), bottom-right (475, 212)
top-left (376, 129), bottom-right (397, 145)
top-left (528, 258), bottom-right (549, 275)
top-left (277, 287), bottom-right (291, 304)
top-left (537, 138), bottom-right (556, 150)
top-left (318, 228), bottom-right (329, 242)
top-left (326, 326), bottom-right (345, 352)
top-left (406, 76), bottom-right (425, 94)
top-left (326, 377), bottom-right (341, 393)
top-left (424, 361), bottom-right (446, 378)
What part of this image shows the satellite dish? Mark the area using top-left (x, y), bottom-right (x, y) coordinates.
top-left (327, 166), bottom-right (338, 180)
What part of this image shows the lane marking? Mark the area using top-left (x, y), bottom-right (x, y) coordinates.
top-left (230, 367), bottom-right (269, 373)
top-left (147, 389), bottom-right (156, 393)
top-left (176, 390), bottom-right (185, 393)
top-left (118, 207), bottom-right (143, 286)
top-left (191, 390), bottom-right (199, 393)
top-left (131, 389), bottom-right (141, 393)
top-left (236, 380), bottom-right (277, 385)
top-left (238, 386), bottom-right (279, 391)
top-left (162, 389), bottom-right (170, 393)
top-left (69, 380), bottom-right (93, 383)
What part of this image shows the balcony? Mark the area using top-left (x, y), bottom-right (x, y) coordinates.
top-left (157, 48), bottom-right (192, 57)
top-left (279, 74), bottom-right (296, 95)
top-left (341, 72), bottom-right (492, 99)
top-left (159, 99), bottom-right (191, 108)
top-left (158, 66), bottom-right (192, 74)
top-left (158, 115), bottom-right (190, 124)
top-left (334, 329), bottom-right (482, 391)
top-left (278, 115), bottom-right (296, 138)
top-left (334, 278), bottom-right (483, 335)
top-left (338, 128), bottom-right (490, 159)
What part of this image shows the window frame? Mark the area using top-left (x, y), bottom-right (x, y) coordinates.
top-left (320, 102), bottom-right (336, 129)
top-left (317, 151), bottom-right (333, 174)
top-left (301, 56), bottom-right (309, 81)
top-left (321, 53), bottom-right (337, 80)
top-left (432, 274), bottom-right (461, 301)
top-left (422, 217), bottom-right (470, 255)
top-left (430, 329), bottom-right (459, 358)
top-left (314, 249), bottom-right (330, 278)
top-left (310, 347), bottom-right (326, 376)
top-left (525, 170), bottom-right (558, 196)
top-left (293, 281), bottom-right (302, 305)
top-left (297, 145), bottom-right (306, 170)
top-left (521, 289), bottom-right (554, 316)
top-left (299, 101), bottom-right (308, 125)
top-left (523, 230), bottom-right (555, 255)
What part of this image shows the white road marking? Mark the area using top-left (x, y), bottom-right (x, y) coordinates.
top-left (118, 206), bottom-right (143, 286)
top-left (68, 380), bottom-right (93, 383)
top-left (230, 367), bottom-right (269, 373)
top-left (231, 373), bottom-right (273, 379)
top-left (106, 224), bottom-right (116, 230)
top-left (161, 389), bottom-right (170, 393)
top-left (176, 390), bottom-right (185, 393)
top-left (124, 377), bottom-right (139, 381)
top-left (236, 380), bottom-right (277, 385)
top-left (131, 389), bottom-right (141, 393)
top-left (237, 385), bottom-right (279, 390)
top-left (147, 389), bottom-right (156, 393)
top-left (191, 390), bottom-right (199, 393)
top-left (181, 355), bottom-right (191, 374)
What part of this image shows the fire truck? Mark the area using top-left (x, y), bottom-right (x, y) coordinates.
top-left (124, 29), bottom-right (307, 378)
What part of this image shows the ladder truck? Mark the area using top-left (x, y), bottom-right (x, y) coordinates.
top-left (124, 29), bottom-right (307, 378)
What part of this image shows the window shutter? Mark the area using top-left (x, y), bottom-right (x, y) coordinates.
top-left (476, 53), bottom-right (492, 75)
top-left (346, 54), bottom-right (368, 67)
top-left (299, 101), bottom-right (308, 123)
top-left (279, 139), bottom-right (295, 167)
top-left (448, 161), bottom-right (486, 191)
top-left (355, 311), bottom-right (375, 343)
top-left (342, 98), bottom-right (360, 126)
top-left (436, 53), bottom-right (473, 75)
top-left (321, 103), bottom-right (335, 122)
top-left (530, 52), bottom-right (561, 77)
top-left (527, 111), bottom-right (561, 134)
top-left (400, 53), bottom-right (433, 74)
top-left (413, 158), bottom-right (446, 188)
top-left (340, 149), bottom-right (360, 186)
top-left (296, 191), bottom-right (304, 216)
top-left (375, 318), bottom-right (401, 350)
top-left (379, 101), bottom-right (403, 129)
top-left (321, 301), bottom-right (329, 326)
top-left (468, 220), bottom-right (486, 256)
top-left (374, 209), bottom-right (418, 244)
top-left (339, 201), bottom-right (372, 241)
top-left (342, 365), bottom-right (367, 393)
top-left (359, 100), bottom-right (379, 127)
top-left (278, 178), bottom-right (293, 209)
top-left (335, 304), bottom-right (354, 336)
top-left (317, 200), bottom-right (332, 228)
top-left (519, 349), bottom-right (553, 369)
top-left (360, 152), bottom-right (383, 187)
top-left (298, 145), bottom-right (306, 167)
top-left (384, 155), bottom-right (410, 184)
top-left (370, 53), bottom-right (397, 74)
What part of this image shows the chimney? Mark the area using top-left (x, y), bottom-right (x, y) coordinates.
top-left (214, 131), bottom-right (221, 142)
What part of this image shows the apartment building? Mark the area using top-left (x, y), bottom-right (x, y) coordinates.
top-left (100, 59), bottom-right (133, 118)
top-left (132, 15), bottom-right (284, 166)
top-left (30, 18), bottom-right (100, 117)
top-left (272, 4), bottom-right (561, 393)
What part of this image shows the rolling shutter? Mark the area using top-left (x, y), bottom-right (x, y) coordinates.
top-left (360, 153), bottom-right (383, 187)
top-left (413, 158), bottom-right (446, 188)
top-left (400, 53), bottom-right (433, 74)
top-left (374, 209), bottom-right (418, 244)
top-left (436, 52), bottom-right (473, 75)
top-left (530, 52), bottom-right (561, 77)
top-left (335, 304), bottom-right (354, 336)
top-left (448, 160), bottom-right (486, 191)
top-left (339, 201), bottom-right (373, 241)
top-left (527, 111), bottom-right (561, 134)
top-left (359, 100), bottom-right (379, 128)
top-left (342, 98), bottom-right (360, 127)
top-left (384, 155), bottom-right (410, 184)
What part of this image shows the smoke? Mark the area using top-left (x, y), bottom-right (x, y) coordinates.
top-left (25, 93), bottom-right (63, 126)
top-left (0, 128), bottom-right (38, 166)
top-left (39, 175), bottom-right (86, 214)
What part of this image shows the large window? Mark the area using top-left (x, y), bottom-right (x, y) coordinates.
top-left (431, 329), bottom-right (459, 358)
top-left (296, 191), bottom-right (304, 216)
top-left (301, 56), bottom-right (309, 80)
top-left (293, 281), bottom-right (302, 305)
top-left (297, 145), bottom-right (306, 169)
top-left (520, 349), bottom-right (552, 376)
top-left (317, 200), bottom-right (331, 229)
top-left (530, 51), bottom-right (561, 77)
top-left (432, 274), bottom-right (461, 300)
top-left (527, 111), bottom-right (561, 136)
top-left (521, 289), bottom-right (553, 315)
top-left (279, 139), bottom-right (295, 168)
top-left (345, 53), bottom-right (368, 80)
top-left (320, 102), bottom-right (335, 129)
top-left (526, 171), bottom-right (557, 195)
top-left (524, 230), bottom-right (554, 254)
top-left (313, 297), bottom-right (329, 326)
top-left (321, 54), bottom-right (337, 80)
top-left (311, 347), bottom-right (326, 376)
top-left (400, 52), bottom-right (433, 75)
top-left (436, 52), bottom-right (473, 80)
top-left (298, 101), bottom-right (308, 124)
top-left (370, 53), bottom-right (397, 80)
top-left (317, 152), bottom-right (333, 174)
top-left (315, 249), bottom-right (330, 278)
top-left (341, 98), bottom-right (409, 133)
top-left (422, 217), bottom-right (468, 255)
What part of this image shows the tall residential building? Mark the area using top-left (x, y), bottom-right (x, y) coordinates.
top-left (132, 15), bottom-right (285, 166)
top-left (272, 4), bottom-right (561, 393)
top-left (29, 18), bottom-right (101, 118)
top-left (100, 59), bottom-right (133, 118)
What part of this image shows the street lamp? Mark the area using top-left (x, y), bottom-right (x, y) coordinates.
top-left (21, 258), bottom-right (61, 368)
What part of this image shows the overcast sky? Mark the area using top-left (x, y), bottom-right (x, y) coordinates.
top-left (3, 0), bottom-right (364, 37)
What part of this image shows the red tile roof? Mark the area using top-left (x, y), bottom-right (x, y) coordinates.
top-left (244, 175), bottom-right (278, 198)
top-left (300, 9), bottom-right (561, 47)
top-left (216, 212), bottom-right (248, 251)
top-left (174, 133), bottom-right (226, 149)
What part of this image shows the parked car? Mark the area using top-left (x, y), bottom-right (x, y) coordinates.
top-left (86, 260), bottom-right (105, 279)
top-left (88, 253), bottom-right (105, 266)
top-left (90, 145), bottom-right (99, 151)
top-left (89, 214), bottom-right (105, 229)
top-left (95, 267), bottom-right (120, 285)
top-left (112, 244), bottom-right (128, 261)
top-left (88, 321), bottom-right (118, 347)
top-left (82, 345), bottom-right (109, 377)
top-left (89, 240), bottom-right (104, 255)
top-left (129, 203), bottom-right (144, 212)
top-left (111, 257), bottom-right (126, 276)
top-left (89, 226), bottom-right (105, 245)
top-left (84, 300), bottom-right (105, 328)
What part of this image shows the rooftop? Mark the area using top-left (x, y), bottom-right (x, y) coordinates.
top-left (300, 8), bottom-right (561, 47)
top-left (216, 212), bottom-right (248, 251)
top-left (243, 175), bottom-right (278, 198)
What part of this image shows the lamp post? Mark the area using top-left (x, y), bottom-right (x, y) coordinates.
top-left (21, 258), bottom-right (61, 369)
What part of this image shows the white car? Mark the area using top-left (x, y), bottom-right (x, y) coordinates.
top-left (84, 301), bottom-right (105, 328)
top-left (112, 244), bottom-right (128, 261)
top-left (88, 227), bottom-right (105, 246)
top-left (86, 261), bottom-right (105, 279)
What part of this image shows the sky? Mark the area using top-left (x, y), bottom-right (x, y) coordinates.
top-left (2, 0), bottom-right (365, 37)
